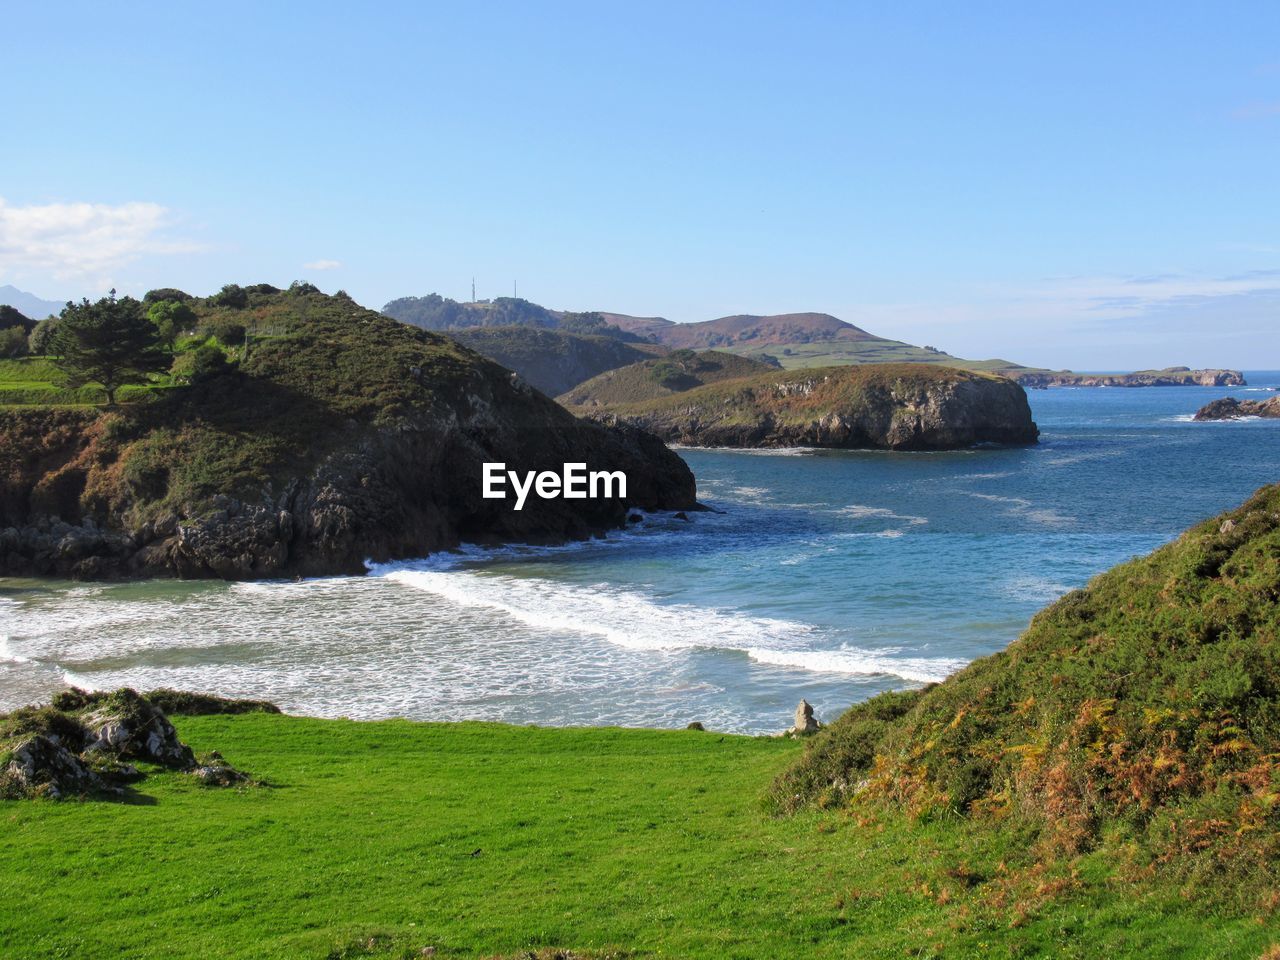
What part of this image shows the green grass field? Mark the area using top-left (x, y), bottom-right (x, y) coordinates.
top-left (0, 356), bottom-right (170, 406)
top-left (725, 338), bottom-right (1029, 374)
top-left (2, 714), bottom-right (1271, 960)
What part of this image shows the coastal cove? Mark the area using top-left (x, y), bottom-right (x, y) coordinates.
top-left (3, 374), bottom-right (1279, 732)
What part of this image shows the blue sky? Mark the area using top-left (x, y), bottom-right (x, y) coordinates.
top-left (3, 1), bottom-right (1278, 369)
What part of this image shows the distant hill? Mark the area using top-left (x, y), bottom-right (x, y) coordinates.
top-left (654, 312), bottom-right (879, 350)
top-left (559, 349), bottom-right (776, 408)
top-left (448, 326), bottom-right (664, 397)
top-left (0, 285), bottom-right (64, 320)
top-left (382, 292), bottom-right (1241, 388)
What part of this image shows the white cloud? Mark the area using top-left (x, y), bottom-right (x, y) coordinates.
top-left (0, 197), bottom-right (200, 282)
top-left (303, 259), bottom-right (342, 271)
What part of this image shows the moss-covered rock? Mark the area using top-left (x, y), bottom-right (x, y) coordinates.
top-left (1, 689), bottom-right (253, 799)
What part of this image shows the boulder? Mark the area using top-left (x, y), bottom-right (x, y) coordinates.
top-left (79, 689), bottom-right (196, 769)
top-left (2, 734), bottom-right (102, 799)
top-left (789, 699), bottom-right (821, 736)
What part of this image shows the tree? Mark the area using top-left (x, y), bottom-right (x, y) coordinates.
top-left (27, 317), bottom-right (60, 355)
top-left (52, 291), bottom-right (168, 405)
top-left (0, 305), bottom-right (35, 333)
top-left (147, 300), bottom-right (196, 349)
top-left (0, 326), bottom-right (27, 358)
top-left (211, 284), bottom-right (248, 309)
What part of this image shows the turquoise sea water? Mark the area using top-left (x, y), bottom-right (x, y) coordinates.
top-left (3, 374), bottom-right (1279, 733)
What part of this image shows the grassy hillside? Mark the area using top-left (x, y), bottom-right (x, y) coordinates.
top-left (728, 336), bottom-right (1027, 373)
top-left (773, 482), bottom-right (1280, 902)
top-left (447, 326), bottom-right (664, 397)
top-left (558, 349), bottom-right (774, 407)
top-left (3, 713), bottom-right (1273, 959)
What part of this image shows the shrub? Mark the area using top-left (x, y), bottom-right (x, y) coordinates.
top-left (147, 300), bottom-right (197, 349)
top-left (211, 284), bottom-right (248, 309)
top-left (191, 344), bottom-right (230, 380)
top-left (171, 343), bottom-right (231, 384)
top-left (207, 318), bottom-right (246, 346)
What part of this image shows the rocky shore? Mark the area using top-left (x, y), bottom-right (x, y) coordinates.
top-left (1193, 395), bottom-right (1280, 421)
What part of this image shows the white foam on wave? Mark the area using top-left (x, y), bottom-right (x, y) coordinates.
top-left (380, 567), bottom-right (809, 653)
top-left (0, 635), bottom-right (32, 664)
top-left (745, 647), bottom-right (965, 684)
top-left (837, 504), bottom-right (928, 525)
top-left (966, 491), bottom-right (1072, 527)
top-left (673, 445), bottom-right (817, 456)
top-left (378, 566), bottom-right (966, 683)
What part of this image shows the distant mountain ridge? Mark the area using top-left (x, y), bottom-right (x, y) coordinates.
top-left (0, 285), bottom-right (65, 320)
top-left (381, 292), bottom-right (1243, 388)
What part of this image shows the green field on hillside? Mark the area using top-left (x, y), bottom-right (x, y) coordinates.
top-left (725, 338), bottom-right (1028, 374)
top-left (2, 714), bottom-right (1271, 960)
top-left (0, 356), bottom-right (172, 406)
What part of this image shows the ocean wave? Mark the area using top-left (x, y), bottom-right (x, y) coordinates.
top-left (745, 647), bottom-right (965, 683)
top-left (380, 567), bottom-right (811, 653)
top-left (0, 636), bottom-right (32, 664)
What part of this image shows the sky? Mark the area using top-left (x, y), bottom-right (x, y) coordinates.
top-left (3, 1), bottom-right (1278, 370)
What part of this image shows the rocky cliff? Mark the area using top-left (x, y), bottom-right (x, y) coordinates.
top-left (0, 288), bottom-right (696, 580)
top-left (1193, 395), bottom-right (1280, 420)
top-left (573, 363), bottom-right (1038, 450)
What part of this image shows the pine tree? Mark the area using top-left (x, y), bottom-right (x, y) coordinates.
top-left (52, 290), bottom-right (169, 405)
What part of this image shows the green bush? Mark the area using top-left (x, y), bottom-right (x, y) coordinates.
top-left (0, 326), bottom-right (28, 358)
top-left (207, 318), bottom-right (246, 346)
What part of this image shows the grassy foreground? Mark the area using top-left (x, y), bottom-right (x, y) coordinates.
top-left (2, 715), bottom-right (1272, 960)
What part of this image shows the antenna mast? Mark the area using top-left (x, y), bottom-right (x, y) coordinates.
top-left (471, 277), bottom-right (475, 302)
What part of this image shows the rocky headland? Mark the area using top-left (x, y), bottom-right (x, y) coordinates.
top-left (0, 287), bottom-right (696, 580)
top-left (569, 363), bottom-right (1039, 450)
top-left (1193, 395), bottom-right (1280, 420)
top-left (1013, 367), bottom-right (1246, 388)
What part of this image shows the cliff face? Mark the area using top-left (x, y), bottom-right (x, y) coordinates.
top-left (1194, 396), bottom-right (1280, 421)
top-left (0, 290), bottom-right (695, 580)
top-left (575, 364), bottom-right (1038, 450)
top-left (1013, 367), bottom-right (1246, 388)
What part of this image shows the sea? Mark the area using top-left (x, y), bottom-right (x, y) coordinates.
top-left (3, 374), bottom-right (1279, 733)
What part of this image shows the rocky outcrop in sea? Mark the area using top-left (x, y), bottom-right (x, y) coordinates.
top-left (1193, 396), bottom-right (1280, 421)
top-left (1014, 367), bottom-right (1246, 388)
